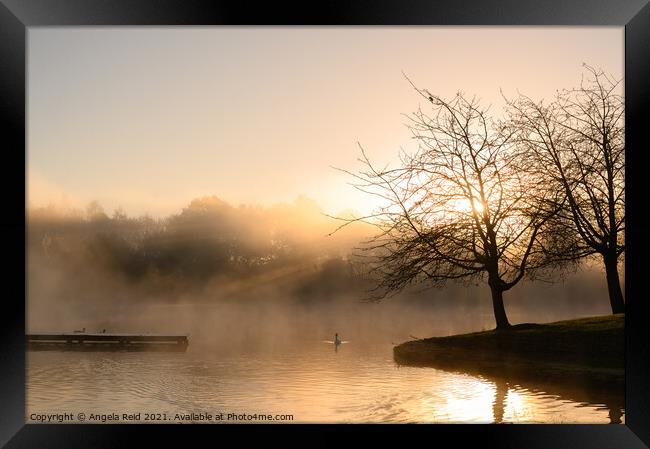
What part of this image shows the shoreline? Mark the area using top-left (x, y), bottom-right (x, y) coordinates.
top-left (393, 314), bottom-right (624, 389)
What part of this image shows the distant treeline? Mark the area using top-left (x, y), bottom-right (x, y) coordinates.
top-left (27, 196), bottom-right (371, 301)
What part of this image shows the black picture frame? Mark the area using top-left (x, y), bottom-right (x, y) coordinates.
top-left (1, 1), bottom-right (649, 447)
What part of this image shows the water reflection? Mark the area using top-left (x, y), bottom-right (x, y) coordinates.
top-left (492, 379), bottom-right (508, 424)
top-left (481, 375), bottom-right (624, 424)
top-left (26, 342), bottom-right (623, 424)
top-left (609, 404), bottom-right (623, 424)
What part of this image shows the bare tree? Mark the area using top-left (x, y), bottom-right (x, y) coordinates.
top-left (336, 83), bottom-right (572, 329)
top-left (505, 66), bottom-right (625, 314)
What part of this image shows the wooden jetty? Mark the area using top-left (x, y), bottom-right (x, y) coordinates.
top-left (26, 333), bottom-right (189, 352)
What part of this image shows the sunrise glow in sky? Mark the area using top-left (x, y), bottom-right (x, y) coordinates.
top-left (27, 27), bottom-right (623, 217)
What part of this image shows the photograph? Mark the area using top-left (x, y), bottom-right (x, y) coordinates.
top-left (2, 0), bottom-right (649, 445)
top-left (24, 26), bottom-right (626, 425)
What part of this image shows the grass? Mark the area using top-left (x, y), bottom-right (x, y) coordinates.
top-left (393, 314), bottom-right (624, 389)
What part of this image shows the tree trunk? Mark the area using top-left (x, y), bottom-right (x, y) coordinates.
top-left (490, 285), bottom-right (511, 329)
top-left (603, 253), bottom-right (625, 314)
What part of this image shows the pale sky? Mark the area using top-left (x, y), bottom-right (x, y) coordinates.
top-left (27, 27), bottom-right (623, 217)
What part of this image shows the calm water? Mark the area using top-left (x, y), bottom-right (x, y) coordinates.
top-left (26, 341), bottom-right (623, 424)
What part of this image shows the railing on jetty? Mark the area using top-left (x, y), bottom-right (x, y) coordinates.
top-left (26, 333), bottom-right (189, 352)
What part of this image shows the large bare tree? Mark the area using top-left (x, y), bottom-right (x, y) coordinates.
top-left (337, 83), bottom-right (573, 329)
top-left (505, 66), bottom-right (625, 314)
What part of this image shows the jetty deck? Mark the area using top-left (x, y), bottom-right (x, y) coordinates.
top-left (27, 333), bottom-right (189, 352)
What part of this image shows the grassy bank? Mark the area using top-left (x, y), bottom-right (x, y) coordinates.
top-left (393, 314), bottom-right (624, 388)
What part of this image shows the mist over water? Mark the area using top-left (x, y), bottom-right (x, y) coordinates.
top-left (26, 198), bottom-right (621, 424)
top-left (28, 253), bottom-right (614, 347)
top-left (27, 273), bottom-right (613, 349)
top-left (28, 203), bottom-right (612, 328)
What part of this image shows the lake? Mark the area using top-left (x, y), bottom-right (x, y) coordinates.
top-left (26, 340), bottom-right (623, 424)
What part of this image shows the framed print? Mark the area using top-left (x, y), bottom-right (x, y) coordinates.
top-left (1, 0), bottom-right (649, 447)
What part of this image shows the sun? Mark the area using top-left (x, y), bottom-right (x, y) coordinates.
top-left (451, 198), bottom-right (485, 215)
